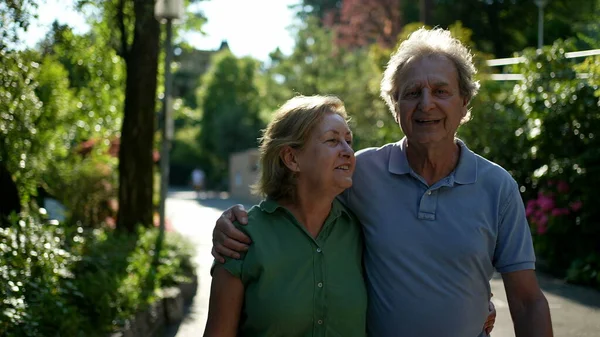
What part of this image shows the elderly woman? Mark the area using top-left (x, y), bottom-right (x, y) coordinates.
top-left (203, 95), bottom-right (367, 337)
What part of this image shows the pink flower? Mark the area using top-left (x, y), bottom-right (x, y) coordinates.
top-left (570, 200), bottom-right (583, 212)
top-left (551, 208), bottom-right (569, 217)
top-left (526, 200), bottom-right (537, 217)
top-left (537, 214), bottom-right (549, 226)
top-left (537, 195), bottom-right (555, 212)
top-left (557, 181), bottom-right (570, 193)
top-left (537, 223), bottom-right (548, 235)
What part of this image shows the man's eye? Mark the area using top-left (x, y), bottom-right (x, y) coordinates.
top-left (327, 139), bottom-right (339, 144)
top-left (403, 90), bottom-right (419, 98)
top-left (346, 139), bottom-right (353, 146)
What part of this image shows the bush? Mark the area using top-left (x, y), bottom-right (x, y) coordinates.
top-left (461, 39), bottom-right (600, 288)
top-left (43, 153), bottom-right (118, 228)
top-left (0, 213), bottom-right (196, 336)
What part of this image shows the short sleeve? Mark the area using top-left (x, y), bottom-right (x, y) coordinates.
top-left (210, 221), bottom-right (250, 280)
top-left (493, 180), bottom-right (536, 273)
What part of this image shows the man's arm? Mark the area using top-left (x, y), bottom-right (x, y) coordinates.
top-left (502, 269), bottom-right (553, 337)
top-left (203, 265), bottom-right (245, 337)
top-left (212, 204), bottom-right (252, 263)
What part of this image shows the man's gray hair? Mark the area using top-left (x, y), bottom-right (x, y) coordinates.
top-left (380, 27), bottom-right (480, 121)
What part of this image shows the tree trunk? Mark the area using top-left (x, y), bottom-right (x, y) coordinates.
top-left (116, 0), bottom-right (160, 232)
top-left (419, 0), bottom-right (433, 26)
top-left (0, 162), bottom-right (21, 226)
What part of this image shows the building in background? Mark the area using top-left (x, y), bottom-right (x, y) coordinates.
top-left (229, 148), bottom-right (261, 203)
top-left (172, 40), bottom-right (229, 108)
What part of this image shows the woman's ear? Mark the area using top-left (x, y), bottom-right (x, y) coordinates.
top-left (280, 146), bottom-right (300, 172)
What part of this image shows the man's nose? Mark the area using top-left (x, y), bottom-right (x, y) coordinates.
top-left (418, 90), bottom-right (435, 111)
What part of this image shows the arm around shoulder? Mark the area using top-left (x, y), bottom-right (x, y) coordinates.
top-left (203, 265), bottom-right (245, 337)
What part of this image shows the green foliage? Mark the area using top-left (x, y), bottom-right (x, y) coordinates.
top-left (197, 50), bottom-right (265, 188)
top-left (0, 50), bottom-right (55, 206)
top-left (0, 214), bottom-right (85, 336)
top-left (44, 154), bottom-right (118, 228)
top-left (461, 40), bottom-right (600, 288)
top-left (0, 0), bottom-right (39, 50)
top-left (40, 25), bottom-right (125, 143)
top-left (70, 225), bottom-right (195, 333)
top-left (0, 213), bottom-right (196, 336)
top-left (265, 17), bottom-right (400, 150)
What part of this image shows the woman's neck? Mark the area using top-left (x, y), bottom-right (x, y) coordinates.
top-left (279, 188), bottom-right (334, 239)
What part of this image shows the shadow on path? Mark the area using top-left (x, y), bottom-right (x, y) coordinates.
top-left (538, 273), bottom-right (600, 309)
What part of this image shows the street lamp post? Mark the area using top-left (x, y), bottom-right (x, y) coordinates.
top-left (155, 0), bottom-right (183, 233)
top-left (534, 0), bottom-right (549, 49)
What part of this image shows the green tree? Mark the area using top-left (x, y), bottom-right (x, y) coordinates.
top-left (264, 17), bottom-right (401, 149)
top-left (197, 51), bottom-right (265, 189)
top-left (75, 0), bottom-right (206, 232)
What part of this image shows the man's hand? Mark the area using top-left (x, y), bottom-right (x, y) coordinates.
top-left (212, 204), bottom-right (252, 263)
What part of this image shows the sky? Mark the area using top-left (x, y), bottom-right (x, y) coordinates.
top-left (21, 0), bottom-right (300, 62)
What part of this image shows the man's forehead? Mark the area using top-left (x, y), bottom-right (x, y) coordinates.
top-left (398, 55), bottom-right (459, 87)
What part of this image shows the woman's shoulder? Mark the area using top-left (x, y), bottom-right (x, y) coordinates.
top-left (236, 201), bottom-right (288, 233)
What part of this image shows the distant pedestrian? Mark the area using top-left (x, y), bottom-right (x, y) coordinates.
top-left (191, 168), bottom-right (205, 198)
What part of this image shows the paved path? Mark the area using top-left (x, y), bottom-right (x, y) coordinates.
top-left (163, 190), bottom-right (253, 337)
top-left (164, 189), bottom-right (600, 337)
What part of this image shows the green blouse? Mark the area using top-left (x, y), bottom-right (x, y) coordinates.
top-left (221, 198), bottom-right (367, 337)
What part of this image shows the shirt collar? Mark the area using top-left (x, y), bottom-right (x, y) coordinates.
top-left (259, 197), bottom-right (351, 218)
top-left (388, 137), bottom-right (477, 185)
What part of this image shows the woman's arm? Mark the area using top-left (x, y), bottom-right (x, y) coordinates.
top-left (203, 265), bottom-right (245, 337)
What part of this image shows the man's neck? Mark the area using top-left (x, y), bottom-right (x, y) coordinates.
top-left (405, 139), bottom-right (461, 186)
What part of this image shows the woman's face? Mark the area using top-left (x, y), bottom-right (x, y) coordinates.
top-left (295, 112), bottom-right (355, 195)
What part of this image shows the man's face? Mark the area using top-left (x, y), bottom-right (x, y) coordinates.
top-left (395, 54), bottom-right (468, 146)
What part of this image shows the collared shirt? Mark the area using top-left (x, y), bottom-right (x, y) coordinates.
top-left (340, 137), bottom-right (535, 337)
top-left (221, 198), bottom-right (367, 337)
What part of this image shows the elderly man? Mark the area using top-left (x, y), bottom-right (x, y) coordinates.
top-left (211, 27), bottom-right (552, 337)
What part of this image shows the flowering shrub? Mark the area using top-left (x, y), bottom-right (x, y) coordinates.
top-left (526, 180), bottom-right (582, 236)
top-left (462, 39), bottom-right (600, 289)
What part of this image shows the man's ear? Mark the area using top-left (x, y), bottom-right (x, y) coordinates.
top-left (461, 97), bottom-right (469, 118)
top-left (393, 104), bottom-right (401, 124)
top-left (280, 146), bottom-right (300, 172)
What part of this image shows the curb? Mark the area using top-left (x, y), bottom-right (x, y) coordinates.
top-left (109, 272), bottom-right (198, 337)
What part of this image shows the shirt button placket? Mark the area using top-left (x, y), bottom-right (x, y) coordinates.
top-left (314, 244), bottom-right (326, 337)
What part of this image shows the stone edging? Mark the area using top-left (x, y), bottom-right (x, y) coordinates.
top-left (109, 272), bottom-right (198, 337)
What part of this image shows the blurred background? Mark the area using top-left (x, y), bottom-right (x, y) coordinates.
top-left (1, 0), bottom-right (599, 336)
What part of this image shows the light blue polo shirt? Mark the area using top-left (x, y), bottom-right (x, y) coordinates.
top-left (339, 137), bottom-right (535, 337)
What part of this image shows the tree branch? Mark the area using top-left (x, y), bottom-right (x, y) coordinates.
top-left (117, 0), bottom-right (129, 60)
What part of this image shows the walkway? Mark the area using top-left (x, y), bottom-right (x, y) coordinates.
top-left (164, 188), bottom-right (600, 337)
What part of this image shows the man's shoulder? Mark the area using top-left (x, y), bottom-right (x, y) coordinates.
top-left (472, 152), bottom-right (518, 190)
top-left (355, 142), bottom-right (398, 164)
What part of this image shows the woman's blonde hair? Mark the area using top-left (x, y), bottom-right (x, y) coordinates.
top-left (252, 95), bottom-right (348, 201)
